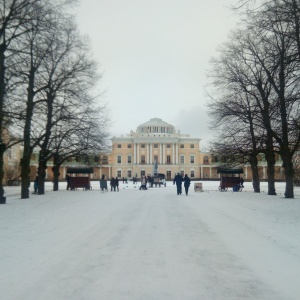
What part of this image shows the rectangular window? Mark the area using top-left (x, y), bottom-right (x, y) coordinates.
top-left (190, 144), bottom-right (194, 148)
top-left (180, 155), bottom-right (185, 164)
top-left (101, 156), bottom-right (108, 165)
top-left (166, 170), bottom-right (171, 179)
top-left (127, 144), bottom-right (132, 148)
top-left (191, 170), bottom-right (195, 178)
top-left (128, 156), bottom-right (132, 163)
top-left (127, 170), bottom-right (131, 178)
top-left (117, 171), bottom-right (121, 177)
top-left (141, 155), bottom-right (145, 164)
top-left (117, 144), bottom-right (121, 148)
top-left (141, 144), bottom-right (145, 148)
top-left (154, 155), bottom-right (158, 163)
top-left (180, 144), bottom-right (184, 148)
top-left (167, 144), bottom-right (171, 148)
top-left (167, 155), bottom-right (171, 164)
top-left (117, 156), bottom-right (121, 163)
top-left (141, 170), bottom-right (145, 177)
top-left (154, 144), bottom-right (158, 148)
top-left (190, 156), bottom-right (195, 164)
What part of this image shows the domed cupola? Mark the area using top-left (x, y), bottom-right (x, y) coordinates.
top-left (137, 118), bottom-right (175, 134)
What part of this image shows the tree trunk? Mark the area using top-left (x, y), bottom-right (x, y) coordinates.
top-left (0, 144), bottom-right (6, 204)
top-left (250, 154), bottom-right (260, 193)
top-left (20, 157), bottom-right (31, 198)
top-left (265, 139), bottom-right (276, 195)
top-left (21, 69), bottom-right (35, 199)
top-left (37, 150), bottom-right (47, 195)
top-left (0, 45), bottom-right (6, 203)
top-left (282, 154), bottom-right (294, 198)
top-left (52, 165), bottom-right (60, 191)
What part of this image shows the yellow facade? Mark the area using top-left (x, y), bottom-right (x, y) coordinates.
top-left (108, 118), bottom-right (205, 180)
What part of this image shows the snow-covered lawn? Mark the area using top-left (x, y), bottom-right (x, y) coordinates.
top-left (0, 181), bottom-right (299, 300)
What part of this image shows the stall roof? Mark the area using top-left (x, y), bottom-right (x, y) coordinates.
top-left (217, 168), bottom-right (244, 174)
top-left (67, 167), bottom-right (94, 174)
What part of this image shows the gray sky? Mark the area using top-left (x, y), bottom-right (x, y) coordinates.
top-left (75, 0), bottom-right (239, 149)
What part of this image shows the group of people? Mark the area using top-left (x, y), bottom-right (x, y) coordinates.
top-left (63, 173), bottom-right (192, 195)
top-left (109, 177), bottom-right (119, 191)
top-left (173, 173), bottom-right (191, 195)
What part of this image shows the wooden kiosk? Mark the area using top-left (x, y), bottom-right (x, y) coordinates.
top-left (217, 168), bottom-right (243, 192)
top-left (66, 167), bottom-right (93, 191)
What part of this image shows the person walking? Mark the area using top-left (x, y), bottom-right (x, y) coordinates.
top-left (115, 177), bottom-right (119, 191)
top-left (139, 175), bottom-right (147, 190)
top-left (183, 174), bottom-right (191, 195)
top-left (240, 177), bottom-right (244, 188)
top-left (100, 175), bottom-right (107, 192)
top-left (110, 177), bottom-right (116, 192)
top-left (65, 174), bottom-right (70, 190)
top-left (173, 173), bottom-right (183, 195)
top-left (33, 176), bottom-right (38, 194)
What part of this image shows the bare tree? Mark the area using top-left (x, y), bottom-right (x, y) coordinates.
top-left (50, 107), bottom-right (110, 191)
top-left (207, 28), bottom-right (280, 194)
top-left (32, 19), bottom-right (109, 195)
top-left (8, 1), bottom-right (79, 198)
top-left (232, 0), bottom-right (300, 198)
top-left (0, 0), bottom-right (46, 203)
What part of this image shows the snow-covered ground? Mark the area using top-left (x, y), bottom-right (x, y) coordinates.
top-left (1, 180), bottom-right (299, 300)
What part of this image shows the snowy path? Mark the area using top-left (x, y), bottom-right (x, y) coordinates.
top-left (0, 182), bottom-right (299, 300)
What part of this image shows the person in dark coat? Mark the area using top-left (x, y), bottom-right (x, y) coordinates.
top-left (66, 174), bottom-right (70, 190)
top-left (240, 177), bottom-right (244, 188)
top-left (100, 175), bottom-right (107, 192)
top-left (115, 177), bottom-right (119, 191)
top-left (110, 177), bottom-right (116, 192)
top-left (33, 176), bottom-right (38, 194)
top-left (173, 173), bottom-right (183, 195)
top-left (183, 174), bottom-right (191, 195)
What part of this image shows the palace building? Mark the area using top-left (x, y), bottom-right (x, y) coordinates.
top-left (108, 118), bottom-right (212, 180)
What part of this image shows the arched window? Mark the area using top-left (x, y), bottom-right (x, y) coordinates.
top-left (203, 156), bottom-right (209, 164)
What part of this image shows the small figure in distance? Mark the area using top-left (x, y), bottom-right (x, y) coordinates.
top-left (110, 177), bottom-right (116, 192)
top-left (65, 174), bottom-right (70, 190)
top-left (34, 176), bottom-right (38, 194)
top-left (240, 177), bottom-right (244, 188)
top-left (173, 173), bottom-right (183, 195)
top-left (183, 174), bottom-right (191, 196)
top-left (115, 177), bottom-right (119, 191)
top-left (139, 175), bottom-right (148, 190)
top-left (100, 175), bottom-right (107, 193)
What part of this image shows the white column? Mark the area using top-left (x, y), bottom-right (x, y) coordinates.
top-left (245, 166), bottom-right (248, 179)
top-left (160, 143), bottom-right (162, 163)
top-left (134, 144), bottom-right (137, 164)
top-left (147, 144), bottom-right (149, 164)
top-left (176, 144), bottom-right (179, 164)
top-left (162, 144), bottom-right (165, 164)
top-left (172, 144), bottom-right (175, 164)
top-left (150, 144), bottom-right (153, 164)
top-left (137, 144), bottom-right (140, 164)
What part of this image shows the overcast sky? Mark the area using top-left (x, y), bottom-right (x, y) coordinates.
top-left (75, 0), bottom-right (240, 149)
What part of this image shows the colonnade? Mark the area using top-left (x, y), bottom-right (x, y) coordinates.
top-left (133, 143), bottom-right (179, 164)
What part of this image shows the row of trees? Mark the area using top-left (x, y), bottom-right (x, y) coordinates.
top-left (0, 0), bottom-right (109, 203)
top-left (207, 0), bottom-right (300, 198)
